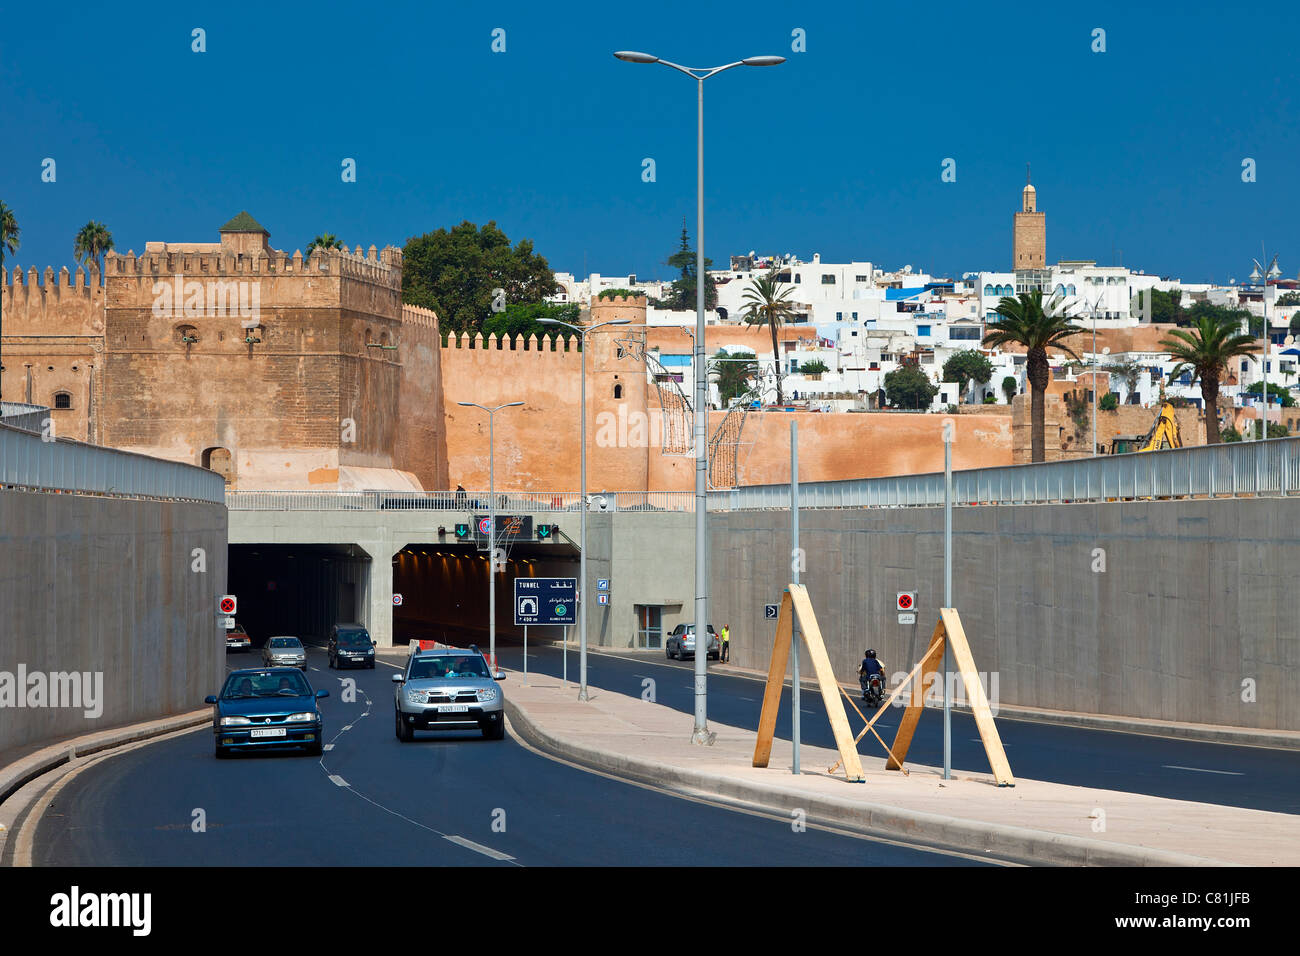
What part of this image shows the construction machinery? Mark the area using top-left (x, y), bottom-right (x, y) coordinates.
top-left (1105, 401), bottom-right (1183, 454)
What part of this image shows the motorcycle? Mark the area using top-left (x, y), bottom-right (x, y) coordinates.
top-left (859, 670), bottom-right (884, 708)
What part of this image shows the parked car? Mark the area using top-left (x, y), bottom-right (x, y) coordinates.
top-left (393, 643), bottom-right (506, 741)
top-left (225, 624), bottom-right (251, 653)
top-left (666, 624), bottom-right (719, 661)
top-left (262, 636), bottom-right (307, 670)
top-left (206, 667), bottom-right (327, 758)
top-left (329, 623), bottom-right (376, 669)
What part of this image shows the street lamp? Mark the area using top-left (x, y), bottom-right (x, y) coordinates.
top-left (457, 400), bottom-right (523, 670)
top-left (615, 48), bottom-right (785, 745)
top-left (1249, 251), bottom-right (1282, 441)
top-left (538, 317), bottom-right (630, 702)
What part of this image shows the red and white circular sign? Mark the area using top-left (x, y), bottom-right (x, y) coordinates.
top-left (896, 592), bottom-right (914, 611)
top-left (219, 596), bottom-right (236, 614)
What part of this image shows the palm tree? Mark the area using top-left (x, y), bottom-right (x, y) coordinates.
top-left (711, 350), bottom-right (759, 407)
top-left (73, 221), bottom-right (114, 272)
top-left (0, 200), bottom-right (19, 403)
top-left (982, 289), bottom-right (1086, 462)
top-left (741, 268), bottom-right (798, 405)
top-left (1160, 314), bottom-right (1259, 444)
top-left (305, 233), bottom-right (345, 260)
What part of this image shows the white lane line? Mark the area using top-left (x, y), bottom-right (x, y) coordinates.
top-left (324, 744), bottom-right (335, 752)
top-left (443, 835), bottom-right (515, 861)
top-left (328, 774), bottom-right (350, 787)
top-left (737, 696), bottom-right (757, 702)
top-left (1162, 765), bottom-right (1243, 776)
top-left (342, 725), bottom-right (354, 732)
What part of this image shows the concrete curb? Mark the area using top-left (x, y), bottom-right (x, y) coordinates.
top-left (503, 696), bottom-right (1235, 868)
top-left (0, 710), bottom-right (210, 808)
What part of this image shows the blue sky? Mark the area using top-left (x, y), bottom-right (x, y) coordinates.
top-left (1, 0), bottom-right (1297, 286)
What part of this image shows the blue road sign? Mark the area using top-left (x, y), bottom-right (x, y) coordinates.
top-left (514, 577), bottom-right (577, 626)
top-left (597, 593), bottom-right (610, 606)
top-left (597, 579), bottom-right (610, 591)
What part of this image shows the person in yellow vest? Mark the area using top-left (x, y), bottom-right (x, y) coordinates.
top-left (720, 624), bottom-right (730, 663)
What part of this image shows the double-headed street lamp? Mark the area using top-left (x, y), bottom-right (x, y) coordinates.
top-left (615, 49), bottom-right (785, 745)
top-left (1249, 251), bottom-right (1282, 441)
top-left (537, 316), bottom-right (630, 702)
top-left (457, 400), bottom-right (523, 670)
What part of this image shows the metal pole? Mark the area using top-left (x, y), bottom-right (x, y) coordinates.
top-left (1261, 249), bottom-right (1269, 445)
top-left (563, 624), bottom-right (568, 687)
top-left (1092, 304), bottom-right (1098, 457)
top-left (791, 420), bottom-right (800, 774)
top-left (523, 623), bottom-right (528, 685)
top-left (943, 422), bottom-right (953, 780)
top-left (579, 327), bottom-right (590, 701)
top-left (488, 410), bottom-right (496, 669)
top-left (691, 73), bottom-right (710, 744)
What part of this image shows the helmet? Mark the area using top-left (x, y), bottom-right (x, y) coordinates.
top-left (865, 649), bottom-right (877, 658)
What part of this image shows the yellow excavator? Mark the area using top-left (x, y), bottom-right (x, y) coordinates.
top-left (1105, 402), bottom-right (1182, 455)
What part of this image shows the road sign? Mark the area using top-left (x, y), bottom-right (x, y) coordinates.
top-left (514, 577), bottom-right (577, 625)
top-left (220, 616), bottom-right (236, 630)
top-left (219, 595), bottom-right (237, 615)
top-left (764, 603), bottom-right (779, 620)
top-left (896, 591), bottom-right (915, 612)
top-left (898, 612), bottom-right (916, 625)
top-left (597, 579), bottom-right (609, 591)
top-left (474, 514), bottom-right (532, 542)
top-left (392, 594), bottom-right (403, 606)
top-left (597, 593), bottom-right (609, 606)
top-left (454, 523), bottom-right (471, 539)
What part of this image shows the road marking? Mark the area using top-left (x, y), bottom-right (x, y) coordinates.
top-left (444, 835), bottom-right (515, 861)
top-left (342, 725), bottom-right (353, 732)
top-left (1162, 765), bottom-right (1243, 776)
top-left (328, 774), bottom-right (350, 787)
top-left (324, 744), bottom-right (335, 751)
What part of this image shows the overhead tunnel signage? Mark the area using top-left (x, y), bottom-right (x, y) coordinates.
top-left (514, 577), bottom-right (577, 626)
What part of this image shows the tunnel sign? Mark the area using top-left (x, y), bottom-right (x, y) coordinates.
top-left (514, 577), bottom-right (577, 625)
top-left (219, 595), bottom-right (237, 615)
top-left (896, 592), bottom-right (915, 612)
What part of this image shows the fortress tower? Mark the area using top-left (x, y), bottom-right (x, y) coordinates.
top-left (1013, 166), bottom-right (1046, 270)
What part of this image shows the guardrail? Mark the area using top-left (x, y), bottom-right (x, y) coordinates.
top-left (225, 490), bottom-right (697, 513)
top-left (0, 402), bottom-right (49, 434)
top-left (0, 424), bottom-right (227, 504)
top-left (710, 437), bottom-right (1300, 510)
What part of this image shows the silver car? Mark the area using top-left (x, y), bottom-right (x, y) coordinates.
top-left (263, 636), bottom-right (307, 670)
top-left (393, 644), bottom-right (506, 740)
top-left (666, 624), bottom-right (719, 661)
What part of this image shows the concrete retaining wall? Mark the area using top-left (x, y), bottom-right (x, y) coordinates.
top-left (0, 490), bottom-right (227, 758)
top-left (711, 498), bottom-right (1300, 731)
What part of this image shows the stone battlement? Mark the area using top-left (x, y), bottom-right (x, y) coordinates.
top-left (2, 265), bottom-right (105, 333)
top-left (441, 331), bottom-right (583, 354)
top-left (99, 242), bottom-right (402, 291)
top-left (401, 303), bottom-right (439, 330)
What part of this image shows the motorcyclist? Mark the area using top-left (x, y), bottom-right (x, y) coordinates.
top-left (858, 649), bottom-right (885, 701)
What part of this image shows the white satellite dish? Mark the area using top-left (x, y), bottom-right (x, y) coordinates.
top-left (1102, 347), bottom-right (1110, 355)
top-left (1287, 335), bottom-right (1295, 346)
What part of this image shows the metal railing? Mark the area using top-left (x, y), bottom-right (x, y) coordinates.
top-left (0, 402), bottom-right (49, 435)
top-left (711, 437), bottom-right (1300, 510)
top-left (0, 423), bottom-right (227, 504)
top-left (225, 489), bottom-right (697, 513)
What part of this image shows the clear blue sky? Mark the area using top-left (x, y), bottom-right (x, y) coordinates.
top-left (1, 1), bottom-right (1297, 286)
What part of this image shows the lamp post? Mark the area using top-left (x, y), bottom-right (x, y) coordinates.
top-left (457, 400), bottom-right (523, 670)
top-left (1249, 251), bottom-right (1282, 441)
top-left (615, 48), bottom-right (785, 744)
top-left (1089, 291), bottom-right (1106, 457)
top-left (538, 317), bottom-right (630, 701)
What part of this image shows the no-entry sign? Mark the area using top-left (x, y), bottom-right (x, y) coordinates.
top-left (219, 595), bottom-right (237, 615)
top-left (896, 592), bottom-right (915, 612)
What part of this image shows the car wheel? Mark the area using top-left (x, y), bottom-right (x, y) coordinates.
top-left (214, 742), bottom-right (230, 759)
top-left (395, 709), bottom-right (413, 742)
top-left (368, 661), bottom-right (375, 669)
top-left (481, 718), bottom-right (505, 740)
top-left (306, 738), bottom-right (323, 756)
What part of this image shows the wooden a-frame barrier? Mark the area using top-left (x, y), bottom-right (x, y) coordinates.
top-left (755, 590), bottom-right (1015, 787)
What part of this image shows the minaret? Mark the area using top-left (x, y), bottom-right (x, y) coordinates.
top-left (1013, 165), bottom-right (1046, 269)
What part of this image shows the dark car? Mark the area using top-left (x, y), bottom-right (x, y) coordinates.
top-left (206, 668), bottom-right (328, 758)
top-left (329, 623), bottom-right (376, 669)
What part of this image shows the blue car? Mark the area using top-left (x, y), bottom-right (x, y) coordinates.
top-left (206, 667), bottom-right (328, 758)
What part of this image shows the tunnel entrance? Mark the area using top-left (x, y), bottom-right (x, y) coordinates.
top-left (392, 541), bottom-right (579, 649)
top-left (228, 543), bottom-right (371, 648)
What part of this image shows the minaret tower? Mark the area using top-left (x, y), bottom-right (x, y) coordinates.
top-left (1013, 164), bottom-right (1046, 269)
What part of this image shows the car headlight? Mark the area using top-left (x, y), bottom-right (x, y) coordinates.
top-left (475, 687), bottom-right (498, 703)
top-left (405, 688), bottom-right (428, 705)
top-left (286, 712), bottom-right (317, 722)
top-left (220, 716), bottom-right (251, 726)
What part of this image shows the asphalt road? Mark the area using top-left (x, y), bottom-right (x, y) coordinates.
top-left (30, 646), bottom-right (992, 867)
top-left (496, 642), bottom-right (1300, 814)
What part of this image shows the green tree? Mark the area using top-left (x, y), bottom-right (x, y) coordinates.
top-left (982, 290), bottom-right (1086, 461)
top-left (1100, 359), bottom-right (1142, 401)
top-left (1135, 286), bottom-right (1183, 324)
top-left (712, 350), bottom-right (758, 406)
top-left (883, 358), bottom-right (938, 409)
top-left (1001, 375), bottom-right (1018, 405)
top-left (597, 288), bottom-right (641, 300)
top-left (0, 201), bottom-right (19, 402)
top-left (941, 349), bottom-right (994, 400)
top-left (1160, 315), bottom-right (1259, 444)
top-left (305, 233), bottom-right (345, 260)
top-left (741, 267), bottom-right (798, 405)
top-left (73, 220), bottom-right (114, 272)
top-left (1242, 380), bottom-right (1295, 407)
top-left (481, 301), bottom-right (581, 344)
top-left (799, 359), bottom-right (829, 375)
top-left (1276, 292), bottom-right (1300, 307)
top-left (663, 220), bottom-right (717, 311)
top-left (403, 220), bottom-right (555, 334)
top-left (1099, 392), bottom-right (1119, 411)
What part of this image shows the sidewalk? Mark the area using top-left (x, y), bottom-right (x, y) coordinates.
top-left (502, 671), bottom-right (1299, 866)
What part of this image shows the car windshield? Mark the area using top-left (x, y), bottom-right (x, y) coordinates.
top-left (337, 630), bottom-right (370, 645)
top-left (408, 656), bottom-right (490, 680)
top-left (221, 671), bottom-right (311, 699)
top-left (269, 638), bottom-right (301, 648)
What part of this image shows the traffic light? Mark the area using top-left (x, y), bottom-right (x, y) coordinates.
top-left (537, 523), bottom-right (557, 540)
top-left (454, 523), bottom-right (470, 540)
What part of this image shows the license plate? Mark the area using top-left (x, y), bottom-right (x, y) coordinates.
top-left (437, 704), bottom-right (469, 713)
top-left (250, 727), bottom-right (287, 738)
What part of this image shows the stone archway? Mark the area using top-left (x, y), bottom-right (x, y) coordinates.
top-left (202, 446), bottom-right (234, 484)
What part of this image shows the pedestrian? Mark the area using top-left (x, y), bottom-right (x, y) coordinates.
top-left (720, 623), bottom-right (730, 663)
top-left (455, 484), bottom-right (467, 508)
